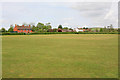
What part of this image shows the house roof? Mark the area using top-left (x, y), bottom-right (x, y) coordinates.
top-left (16, 26), bottom-right (32, 29)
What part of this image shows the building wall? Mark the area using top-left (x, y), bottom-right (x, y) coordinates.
top-left (17, 30), bottom-right (32, 33)
top-left (13, 26), bottom-right (18, 32)
top-left (13, 24), bottom-right (32, 33)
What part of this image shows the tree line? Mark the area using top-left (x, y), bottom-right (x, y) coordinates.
top-left (0, 22), bottom-right (118, 33)
top-left (0, 22), bottom-right (73, 32)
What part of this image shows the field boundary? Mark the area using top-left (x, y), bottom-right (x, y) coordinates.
top-left (0, 32), bottom-right (119, 35)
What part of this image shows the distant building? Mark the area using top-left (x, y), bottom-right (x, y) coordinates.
top-left (58, 28), bottom-right (62, 32)
top-left (74, 28), bottom-right (84, 32)
top-left (13, 24), bottom-right (32, 33)
top-left (74, 27), bottom-right (91, 32)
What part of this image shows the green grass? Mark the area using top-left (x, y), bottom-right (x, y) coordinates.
top-left (2, 34), bottom-right (118, 78)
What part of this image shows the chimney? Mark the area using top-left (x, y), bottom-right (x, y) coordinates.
top-left (29, 25), bottom-right (30, 27)
top-left (15, 24), bottom-right (17, 27)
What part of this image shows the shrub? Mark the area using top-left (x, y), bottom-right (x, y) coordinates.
top-left (1, 32), bottom-right (118, 35)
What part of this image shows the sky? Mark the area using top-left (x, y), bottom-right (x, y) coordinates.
top-left (0, 1), bottom-right (118, 29)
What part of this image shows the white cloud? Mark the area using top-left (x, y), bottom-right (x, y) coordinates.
top-left (104, 2), bottom-right (118, 20)
top-left (71, 2), bottom-right (112, 17)
top-left (71, 2), bottom-right (118, 27)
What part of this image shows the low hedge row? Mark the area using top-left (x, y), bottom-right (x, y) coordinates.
top-left (1, 32), bottom-right (119, 35)
top-left (42, 32), bottom-right (118, 34)
top-left (1, 32), bottom-right (26, 35)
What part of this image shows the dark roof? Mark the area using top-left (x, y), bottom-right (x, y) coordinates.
top-left (16, 26), bottom-right (32, 29)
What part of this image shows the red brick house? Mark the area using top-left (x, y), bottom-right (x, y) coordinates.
top-left (58, 28), bottom-right (62, 32)
top-left (13, 24), bottom-right (32, 33)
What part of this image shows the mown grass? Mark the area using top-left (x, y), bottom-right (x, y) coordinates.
top-left (2, 34), bottom-right (118, 78)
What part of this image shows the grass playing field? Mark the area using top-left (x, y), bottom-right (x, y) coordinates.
top-left (2, 34), bottom-right (118, 78)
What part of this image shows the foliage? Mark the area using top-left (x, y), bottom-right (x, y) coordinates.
top-left (32, 22), bottom-right (52, 32)
top-left (58, 25), bottom-right (62, 29)
top-left (45, 22), bottom-right (52, 29)
top-left (1, 28), bottom-right (6, 32)
top-left (83, 27), bottom-right (85, 29)
top-left (1, 32), bottom-right (26, 35)
top-left (69, 28), bottom-right (73, 30)
top-left (2, 23), bottom-right (118, 33)
top-left (100, 28), bottom-right (103, 32)
top-left (31, 25), bottom-right (36, 32)
top-left (37, 22), bottom-right (44, 29)
top-left (1, 32), bottom-right (118, 35)
top-left (8, 25), bottom-right (13, 32)
top-left (53, 28), bottom-right (58, 32)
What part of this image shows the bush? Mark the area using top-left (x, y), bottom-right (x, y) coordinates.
top-left (1, 32), bottom-right (26, 35)
top-left (1, 32), bottom-right (118, 35)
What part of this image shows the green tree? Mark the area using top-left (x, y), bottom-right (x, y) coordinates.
top-left (103, 26), bottom-right (107, 32)
top-left (43, 25), bottom-right (47, 29)
top-left (53, 28), bottom-right (58, 32)
top-left (39, 29), bottom-right (43, 32)
top-left (69, 28), bottom-right (73, 30)
top-left (1, 28), bottom-right (6, 32)
top-left (46, 23), bottom-right (52, 29)
top-left (100, 28), bottom-right (103, 32)
top-left (37, 22), bottom-right (44, 29)
top-left (8, 25), bottom-right (13, 32)
top-left (96, 28), bottom-right (98, 32)
top-left (58, 25), bottom-right (62, 29)
top-left (45, 23), bottom-right (52, 29)
top-left (31, 25), bottom-right (36, 32)
top-left (109, 24), bottom-right (114, 32)
top-left (83, 27), bottom-right (85, 29)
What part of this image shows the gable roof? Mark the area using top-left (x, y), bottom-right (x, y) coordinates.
top-left (16, 26), bottom-right (32, 29)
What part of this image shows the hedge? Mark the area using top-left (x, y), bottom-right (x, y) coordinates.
top-left (1, 32), bottom-right (26, 35)
top-left (0, 32), bottom-right (119, 35)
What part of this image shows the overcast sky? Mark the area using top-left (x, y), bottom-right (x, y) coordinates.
top-left (0, 2), bottom-right (118, 29)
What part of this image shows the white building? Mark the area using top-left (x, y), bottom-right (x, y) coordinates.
top-left (74, 28), bottom-right (84, 32)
